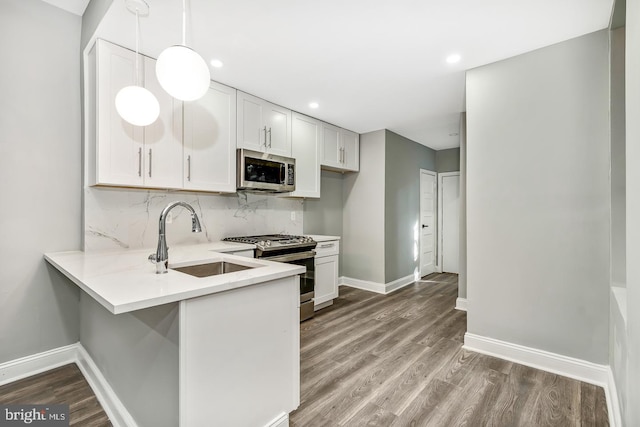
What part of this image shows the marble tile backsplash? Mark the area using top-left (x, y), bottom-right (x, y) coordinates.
top-left (84, 187), bottom-right (304, 252)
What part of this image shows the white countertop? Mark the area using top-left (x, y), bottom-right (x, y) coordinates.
top-left (307, 234), bottom-right (341, 242)
top-left (45, 241), bottom-right (304, 315)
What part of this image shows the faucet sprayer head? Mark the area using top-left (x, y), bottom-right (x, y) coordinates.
top-left (192, 214), bottom-right (202, 233)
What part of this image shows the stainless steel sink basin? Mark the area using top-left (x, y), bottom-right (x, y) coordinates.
top-left (171, 261), bottom-right (254, 278)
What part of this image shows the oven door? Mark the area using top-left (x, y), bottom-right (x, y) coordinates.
top-left (262, 250), bottom-right (315, 321)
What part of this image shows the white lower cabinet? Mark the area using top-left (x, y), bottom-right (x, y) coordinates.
top-left (314, 240), bottom-right (339, 309)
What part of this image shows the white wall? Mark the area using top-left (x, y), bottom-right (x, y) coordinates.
top-left (466, 30), bottom-right (610, 363)
top-left (625, 0), bottom-right (640, 424)
top-left (342, 130), bottom-right (386, 283)
top-left (0, 0), bottom-right (82, 364)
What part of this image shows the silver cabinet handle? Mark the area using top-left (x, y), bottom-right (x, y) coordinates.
top-left (343, 147), bottom-right (347, 165)
top-left (263, 126), bottom-right (267, 148)
top-left (148, 148), bottom-right (152, 177)
top-left (187, 155), bottom-right (191, 181)
top-left (339, 147), bottom-right (344, 163)
top-left (268, 127), bottom-right (272, 148)
top-left (319, 243), bottom-right (335, 248)
top-left (138, 147), bottom-right (142, 176)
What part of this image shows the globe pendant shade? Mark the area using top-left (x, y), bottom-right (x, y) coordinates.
top-left (156, 45), bottom-right (210, 101)
top-left (115, 85), bottom-right (160, 126)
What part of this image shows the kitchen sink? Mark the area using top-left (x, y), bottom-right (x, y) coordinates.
top-left (171, 261), bottom-right (255, 278)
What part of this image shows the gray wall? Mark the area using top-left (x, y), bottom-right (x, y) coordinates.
top-left (304, 171), bottom-right (345, 275)
top-left (609, 25), bottom-right (628, 423)
top-left (342, 130), bottom-right (386, 283)
top-left (611, 27), bottom-right (627, 287)
top-left (625, 0), bottom-right (640, 424)
top-left (458, 114), bottom-right (467, 299)
top-left (80, 295), bottom-right (179, 427)
top-left (466, 30), bottom-right (610, 363)
top-left (384, 130), bottom-right (436, 283)
top-left (435, 148), bottom-right (460, 173)
top-left (0, 0), bottom-right (81, 364)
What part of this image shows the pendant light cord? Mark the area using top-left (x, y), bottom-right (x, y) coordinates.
top-left (182, 0), bottom-right (186, 46)
top-left (135, 7), bottom-right (140, 85)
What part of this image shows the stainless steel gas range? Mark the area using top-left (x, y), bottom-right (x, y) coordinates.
top-left (223, 234), bottom-right (317, 321)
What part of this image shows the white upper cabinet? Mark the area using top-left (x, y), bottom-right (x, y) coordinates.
top-left (143, 55), bottom-right (183, 189)
top-left (90, 39), bottom-right (237, 193)
top-left (95, 39), bottom-right (144, 187)
top-left (183, 81), bottom-right (237, 193)
top-left (320, 123), bottom-right (359, 172)
top-left (340, 129), bottom-right (360, 172)
top-left (237, 91), bottom-right (292, 157)
top-left (289, 113), bottom-right (321, 198)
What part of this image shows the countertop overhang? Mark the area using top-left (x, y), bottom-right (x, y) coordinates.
top-left (45, 241), bottom-right (305, 314)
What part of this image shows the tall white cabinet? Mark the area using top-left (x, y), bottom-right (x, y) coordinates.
top-left (89, 39), bottom-right (236, 193)
top-left (289, 113), bottom-right (321, 198)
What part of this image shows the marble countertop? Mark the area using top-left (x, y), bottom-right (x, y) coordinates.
top-left (44, 241), bottom-right (304, 315)
top-left (307, 234), bottom-right (341, 242)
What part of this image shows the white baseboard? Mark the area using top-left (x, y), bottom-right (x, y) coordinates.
top-left (0, 343), bottom-right (137, 427)
top-left (76, 345), bottom-right (138, 427)
top-left (463, 333), bottom-right (608, 386)
top-left (455, 297), bottom-right (467, 311)
top-left (340, 274), bottom-right (414, 295)
top-left (385, 274), bottom-right (415, 293)
top-left (606, 366), bottom-right (622, 427)
top-left (265, 412), bottom-right (288, 427)
top-left (0, 344), bottom-right (77, 387)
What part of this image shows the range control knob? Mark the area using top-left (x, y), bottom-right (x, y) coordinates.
top-left (266, 240), bottom-right (272, 246)
top-left (258, 241), bottom-right (265, 247)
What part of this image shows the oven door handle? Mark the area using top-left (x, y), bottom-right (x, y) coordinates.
top-left (262, 250), bottom-right (316, 263)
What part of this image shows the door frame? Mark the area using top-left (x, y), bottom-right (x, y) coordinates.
top-left (438, 171), bottom-right (461, 272)
top-left (419, 169), bottom-right (438, 277)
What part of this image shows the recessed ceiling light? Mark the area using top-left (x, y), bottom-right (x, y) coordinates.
top-left (446, 54), bottom-right (461, 64)
top-left (309, 102), bottom-right (319, 109)
top-left (210, 59), bottom-right (224, 68)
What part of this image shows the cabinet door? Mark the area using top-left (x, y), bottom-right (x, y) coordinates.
top-left (315, 255), bottom-right (339, 307)
top-left (340, 129), bottom-right (360, 172)
top-left (96, 39), bottom-right (144, 186)
top-left (264, 101), bottom-right (292, 157)
top-left (183, 81), bottom-right (237, 193)
top-left (321, 123), bottom-right (341, 169)
top-left (143, 56), bottom-right (183, 189)
top-left (237, 91), bottom-right (265, 152)
top-left (290, 113), bottom-right (321, 198)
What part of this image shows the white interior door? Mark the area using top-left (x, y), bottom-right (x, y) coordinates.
top-left (420, 170), bottom-right (437, 276)
top-left (439, 173), bottom-right (460, 273)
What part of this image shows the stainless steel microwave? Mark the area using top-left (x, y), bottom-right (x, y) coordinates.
top-left (236, 149), bottom-right (296, 193)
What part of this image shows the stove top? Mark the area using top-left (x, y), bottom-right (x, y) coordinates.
top-left (224, 234), bottom-right (316, 253)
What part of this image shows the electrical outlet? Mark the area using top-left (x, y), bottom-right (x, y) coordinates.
top-left (166, 212), bottom-right (173, 224)
top-left (290, 211), bottom-right (296, 221)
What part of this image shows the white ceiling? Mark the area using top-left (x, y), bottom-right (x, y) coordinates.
top-left (93, 0), bottom-right (613, 150)
top-left (41, 0), bottom-right (89, 16)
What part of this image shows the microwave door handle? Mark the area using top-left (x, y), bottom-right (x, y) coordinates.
top-left (280, 164), bottom-right (285, 184)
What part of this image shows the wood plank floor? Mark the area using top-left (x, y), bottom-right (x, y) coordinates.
top-left (291, 273), bottom-right (609, 427)
top-left (0, 363), bottom-right (111, 426)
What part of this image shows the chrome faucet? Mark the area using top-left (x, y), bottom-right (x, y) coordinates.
top-left (149, 201), bottom-right (202, 274)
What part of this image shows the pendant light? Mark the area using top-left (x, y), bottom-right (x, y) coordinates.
top-left (115, 0), bottom-right (160, 127)
top-left (155, 0), bottom-right (210, 101)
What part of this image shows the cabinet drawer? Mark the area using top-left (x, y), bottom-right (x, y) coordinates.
top-left (314, 240), bottom-right (339, 257)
